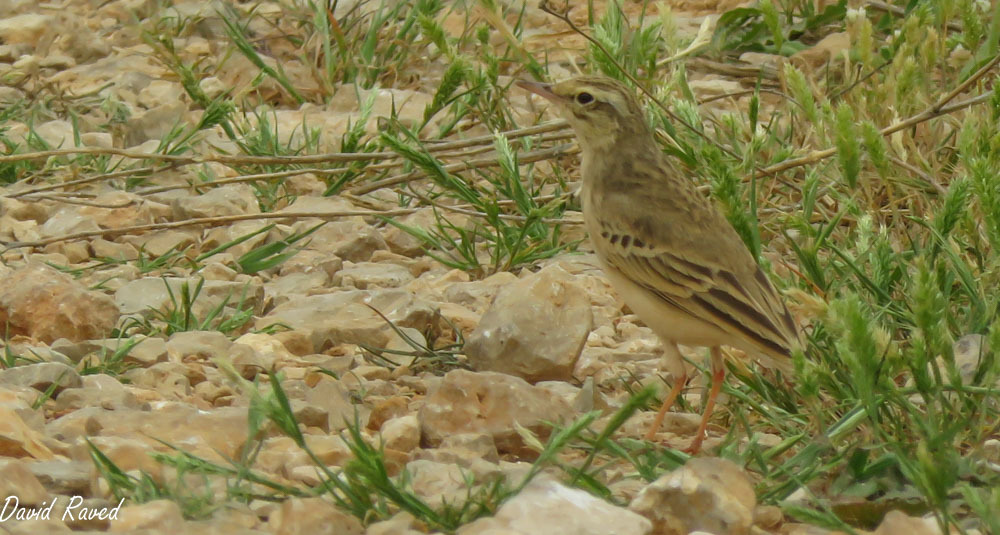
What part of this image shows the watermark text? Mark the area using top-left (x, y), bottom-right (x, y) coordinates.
top-left (0, 495), bottom-right (125, 522)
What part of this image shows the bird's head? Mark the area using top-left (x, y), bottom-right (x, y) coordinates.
top-left (516, 76), bottom-right (651, 152)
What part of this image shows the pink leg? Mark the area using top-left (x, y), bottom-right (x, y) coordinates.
top-left (644, 370), bottom-right (687, 441)
top-left (686, 346), bottom-right (725, 454)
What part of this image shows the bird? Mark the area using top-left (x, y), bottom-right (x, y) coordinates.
top-left (517, 76), bottom-right (799, 453)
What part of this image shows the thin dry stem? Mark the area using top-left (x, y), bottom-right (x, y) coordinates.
top-left (0, 121), bottom-right (570, 168)
top-left (8, 165), bottom-right (174, 199)
top-left (0, 209), bottom-right (416, 252)
top-left (20, 195), bottom-right (137, 208)
top-left (2, 122), bottom-right (573, 199)
top-left (758, 91), bottom-right (996, 178)
top-left (397, 187), bottom-right (572, 225)
top-left (0, 147), bottom-right (394, 166)
top-left (887, 156), bottom-right (946, 194)
top-left (765, 55), bottom-right (1000, 179)
top-left (134, 168), bottom-right (345, 196)
top-left (350, 143), bottom-right (578, 195)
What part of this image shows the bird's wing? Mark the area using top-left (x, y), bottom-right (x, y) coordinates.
top-left (591, 195), bottom-right (799, 366)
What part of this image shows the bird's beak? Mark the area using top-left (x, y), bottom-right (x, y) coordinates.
top-left (516, 80), bottom-right (559, 102)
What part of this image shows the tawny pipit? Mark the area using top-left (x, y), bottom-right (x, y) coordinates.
top-left (517, 76), bottom-right (798, 452)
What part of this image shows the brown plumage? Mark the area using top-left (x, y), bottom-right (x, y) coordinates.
top-left (518, 76), bottom-right (798, 452)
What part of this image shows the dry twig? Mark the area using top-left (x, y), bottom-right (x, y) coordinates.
top-left (350, 143), bottom-right (578, 195)
top-left (0, 209), bottom-right (415, 252)
top-left (758, 90), bottom-right (997, 178)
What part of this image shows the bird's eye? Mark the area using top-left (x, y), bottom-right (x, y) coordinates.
top-left (575, 92), bottom-right (594, 105)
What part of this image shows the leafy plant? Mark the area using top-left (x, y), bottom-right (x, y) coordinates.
top-left (381, 130), bottom-right (572, 276)
top-left (139, 278), bottom-right (256, 336)
top-left (712, 0), bottom-right (847, 56)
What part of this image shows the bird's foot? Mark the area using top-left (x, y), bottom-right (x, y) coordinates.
top-left (682, 435), bottom-right (706, 455)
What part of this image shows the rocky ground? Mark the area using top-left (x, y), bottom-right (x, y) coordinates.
top-left (0, 0), bottom-right (983, 534)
